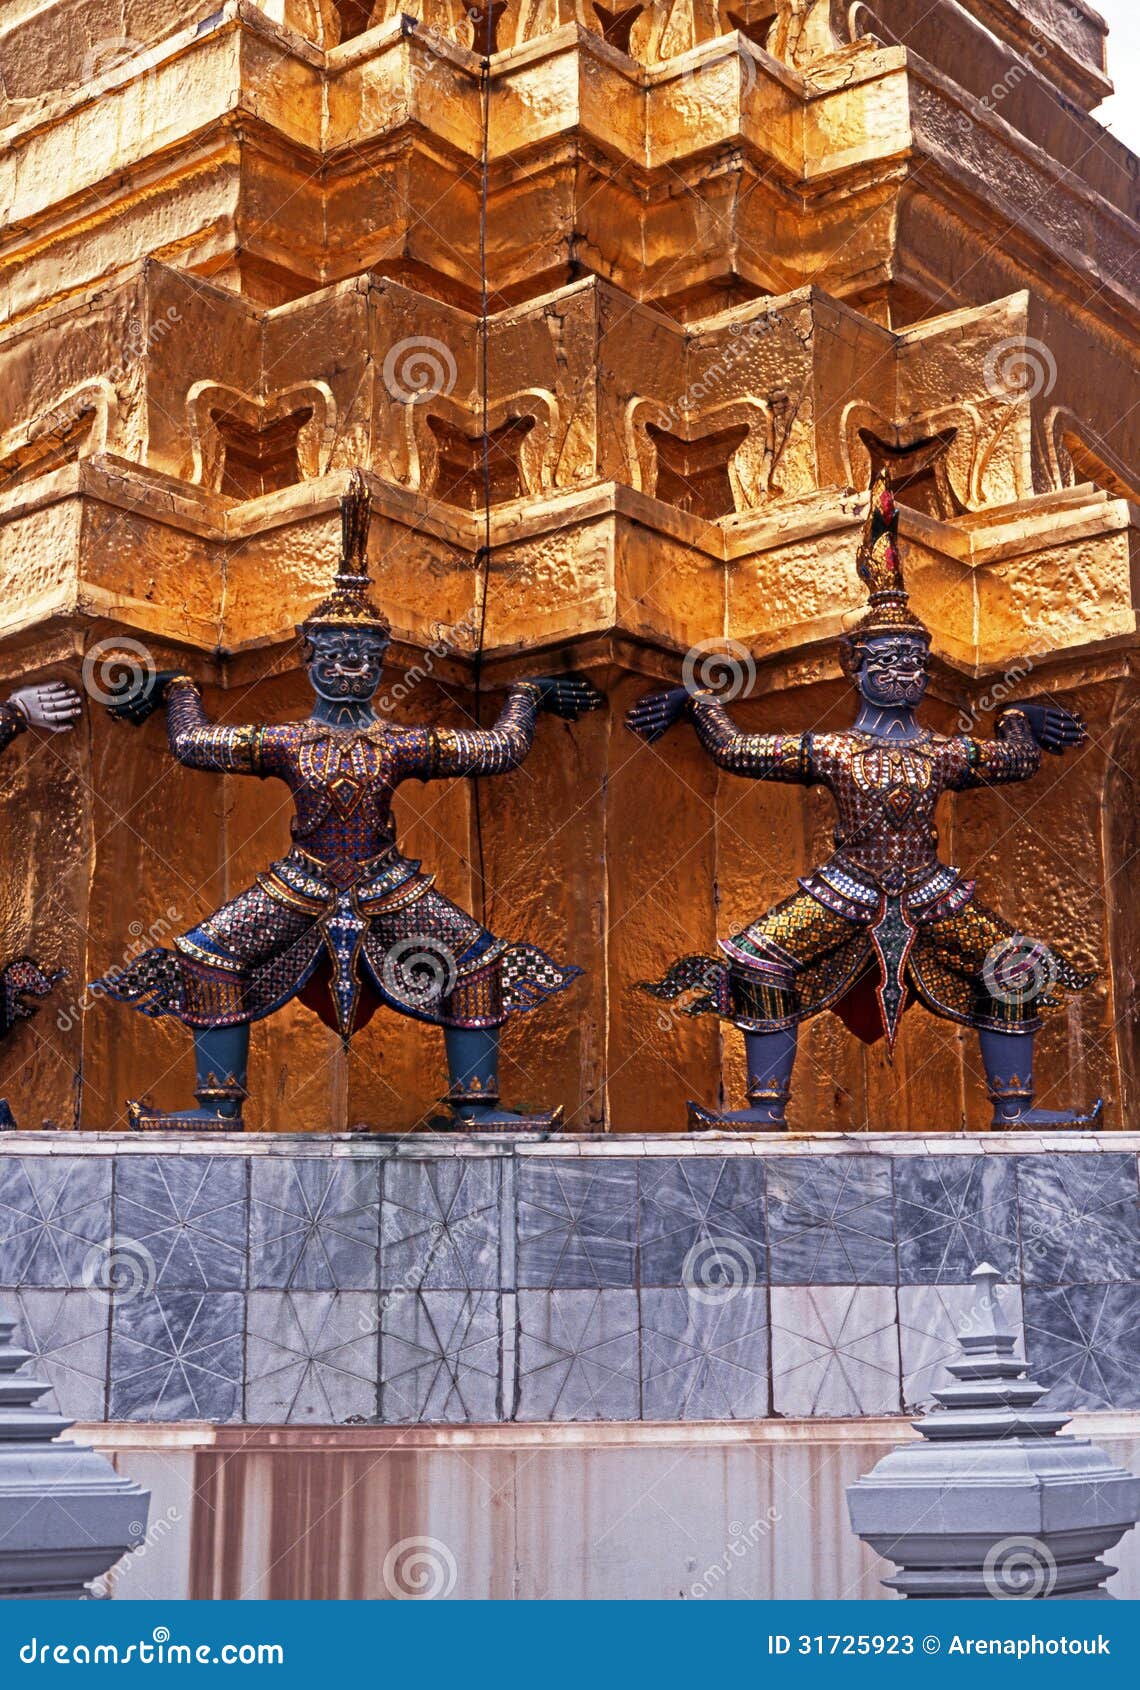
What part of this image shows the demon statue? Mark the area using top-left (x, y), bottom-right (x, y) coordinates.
top-left (0, 678), bottom-right (81, 1126)
top-left (93, 472), bottom-right (601, 1132)
top-left (628, 473), bottom-right (1100, 1131)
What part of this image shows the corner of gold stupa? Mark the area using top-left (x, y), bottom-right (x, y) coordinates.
top-left (0, 0), bottom-right (1136, 1131)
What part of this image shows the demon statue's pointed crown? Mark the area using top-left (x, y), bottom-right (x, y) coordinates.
top-left (838, 470), bottom-right (930, 677)
top-left (299, 469), bottom-right (392, 643)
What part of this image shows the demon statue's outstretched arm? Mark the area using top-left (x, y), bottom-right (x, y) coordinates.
top-left (626, 685), bottom-right (812, 782)
top-left (425, 676), bottom-right (601, 780)
top-left (688, 694), bottom-right (813, 780)
top-left (0, 681), bottom-right (82, 750)
top-left (948, 702), bottom-right (1085, 790)
top-left (110, 670), bottom-right (602, 782)
top-left (108, 671), bottom-right (281, 777)
top-left (0, 700), bottom-right (25, 755)
top-left (0, 679), bottom-right (80, 1094)
top-left (164, 677), bottom-right (276, 775)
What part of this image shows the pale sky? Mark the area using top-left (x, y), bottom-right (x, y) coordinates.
top-left (1093, 0), bottom-right (1140, 155)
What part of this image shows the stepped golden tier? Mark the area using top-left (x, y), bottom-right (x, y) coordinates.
top-left (0, 0), bottom-right (1135, 1132)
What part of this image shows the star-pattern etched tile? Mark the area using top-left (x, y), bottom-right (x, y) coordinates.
top-left (0, 1157), bottom-right (112, 1287)
top-left (640, 1287), bottom-right (769, 1420)
top-left (1017, 1154), bottom-right (1140, 1284)
top-left (115, 1155), bottom-right (247, 1290)
top-left (7, 1288), bottom-right (109, 1419)
top-left (766, 1158), bottom-right (896, 1285)
top-left (246, 1291), bottom-right (377, 1424)
top-left (381, 1157), bottom-right (500, 1291)
top-left (638, 1157), bottom-right (766, 1286)
top-left (516, 1290), bottom-right (640, 1420)
top-left (1024, 1284), bottom-right (1140, 1411)
top-left (251, 1157), bottom-right (380, 1289)
top-left (898, 1283), bottom-right (1024, 1411)
top-left (894, 1155), bottom-right (1018, 1282)
top-left (109, 1291), bottom-right (244, 1421)
top-left (380, 1291), bottom-right (500, 1422)
top-left (517, 1160), bottom-right (638, 1288)
top-left (770, 1286), bottom-right (900, 1416)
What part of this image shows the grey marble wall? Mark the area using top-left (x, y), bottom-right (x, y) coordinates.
top-left (1, 1133), bottom-right (1138, 1426)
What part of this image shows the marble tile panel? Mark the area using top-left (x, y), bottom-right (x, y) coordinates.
top-left (767, 1158), bottom-right (896, 1285)
top-left (516, 1290), bottom-right (640, 1420)
top-left (770, 1286), bottom-right (900, 1416)
top-left (640, 1287), bottom-right (769, 1420)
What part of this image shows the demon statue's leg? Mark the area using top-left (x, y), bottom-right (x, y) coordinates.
top-left (688, 1027), bottom-right (797, 1131)
top-left (442, 1025), bottom-right (563, 1134)
top-left (127, 1023), bottom-right (250, 1132)
top-left (0, 955), bottom-right (66, 1132)
top-left (192, 1025), bottom-right (250, 1121)
top-left (979, 1027), bottom-right (1102, 1129)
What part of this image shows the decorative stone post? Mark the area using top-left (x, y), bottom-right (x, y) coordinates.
top-left (846, 1263), bottom-right (1140, 1598)
top-left (0, 1302), bottom-right (149, 1598)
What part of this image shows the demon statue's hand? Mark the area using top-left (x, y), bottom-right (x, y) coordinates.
top-left (625, 687), bottom-right (692, 744)
top-left (7, 681), bottom-right (82, 734)
top-left (524, 674), bottom-right (605, 721)
top-left (106, 670), bottom-right (185, 726)
top-left (1006, 701), bottom-right (1087, 755)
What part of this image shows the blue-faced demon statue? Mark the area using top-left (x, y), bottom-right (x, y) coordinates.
top-left (628, 474), bottom-right (1100, 1131)
top-left (94, 472), bottom-right (601, 1132)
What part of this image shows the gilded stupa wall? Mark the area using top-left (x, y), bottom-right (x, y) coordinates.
top-left (0, 0), bottom-right (1136, 1131)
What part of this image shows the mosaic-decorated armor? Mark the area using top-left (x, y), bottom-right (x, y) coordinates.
top-left (103, 678), bottom-right (577, 1038)
top-left (666, 700), bottom-right (1084, 1043)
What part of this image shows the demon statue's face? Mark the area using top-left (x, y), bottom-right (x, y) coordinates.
top-left (855, 633), bottom-right (930, 709)
top-left (306, 628), bottom-right (390, 703)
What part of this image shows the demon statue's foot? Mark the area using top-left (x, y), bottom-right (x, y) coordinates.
top-left (440, 1101), bottom-right (564, 1136)
top-left (980, 1029), bottom-right (1103, 1131)
top-left (686, 1029), bottom-right (797, 1131)
top-left (438, 1026), bottom-right (561, 1134)
top-left (688, 1101), bottom-right (787, 1132)
top-left (687, 1030), bottom-right (795, 1132)
top-left (127, 1099), bottom-right (245, 1133)
top-left (127, 1060), bottom-right (248, 1133)
top-left (991, 1098), bottom-right (1104, 1131)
